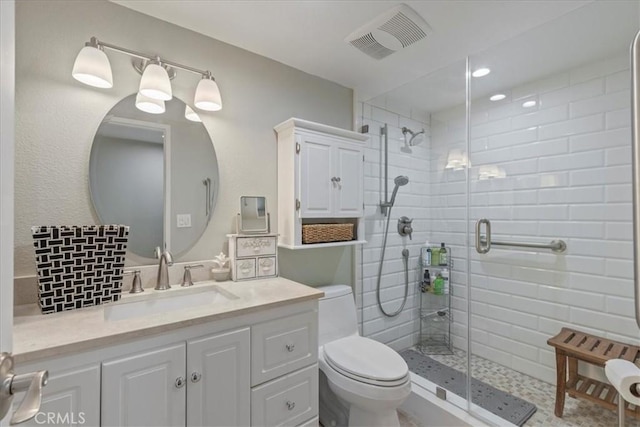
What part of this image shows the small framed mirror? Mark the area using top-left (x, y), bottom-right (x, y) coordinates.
top-left (239, 196), bottom-right (269, 234)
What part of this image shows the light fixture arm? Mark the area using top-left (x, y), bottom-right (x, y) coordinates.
top-left (88, 36), bottom-right (214, 78)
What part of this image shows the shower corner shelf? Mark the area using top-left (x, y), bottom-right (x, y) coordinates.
top-left (417, 245), bottom-right (454, 356)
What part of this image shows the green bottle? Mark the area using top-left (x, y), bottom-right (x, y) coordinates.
top-left (439, 243), bottom-right (448, 266)
top-left (433, 274), bottom-right (444, 295)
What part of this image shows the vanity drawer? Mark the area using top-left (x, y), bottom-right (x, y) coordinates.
top-left (251, 310), bottom-right (318, 386)
top-left (251, 364), bottom-right (318, 427)
top-left (235, 258), bottom-right (256, 280)
top-left (237, 236), bottom-right (277, 257)
top-left (257, 256), bottom-right (277, 277)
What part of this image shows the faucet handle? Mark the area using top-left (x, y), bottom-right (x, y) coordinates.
top-left (124, 270), bottom-right (143, 294)
top-left (181, 264), bottom-right (205, 287)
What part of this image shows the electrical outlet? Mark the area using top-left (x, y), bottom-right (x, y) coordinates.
top-left (177, 214), bottom-right (192, 228)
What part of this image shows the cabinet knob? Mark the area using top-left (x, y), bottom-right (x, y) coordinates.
top-left (175, 376), bottom-right (186, 388)
top-left (336, 177), bottom-right (341, 183)
top-left (190, 372), bottom-right (202, 383)
top-left (285, 343), bottom-right (295, 352)
top-left (286, 401), bottom-right (296, 411)
top-left (330, 177), bottom-right (337, 183)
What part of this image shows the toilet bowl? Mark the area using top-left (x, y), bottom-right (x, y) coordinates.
top-left (317, 285), bottom-right (412, 427)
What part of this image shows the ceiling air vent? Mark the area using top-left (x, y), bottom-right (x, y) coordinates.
top-left (346, 4), bottom-right (431, 60)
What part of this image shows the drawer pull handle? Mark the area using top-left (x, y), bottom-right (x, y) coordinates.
top-left (190, 372), bottom-right (202, 383)
top-left (286, 343), bottom-right (295, 352)
top-left (286, 401), bottom-right (296, 411)
top-left (175, 376), bottom-right (186, 388)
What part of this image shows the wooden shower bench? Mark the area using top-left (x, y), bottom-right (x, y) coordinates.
top-left (548, 328), bottom-right (640, 419)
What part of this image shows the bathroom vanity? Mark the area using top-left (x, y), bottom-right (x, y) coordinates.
top-left (12, 278), bottom-right (322, 426)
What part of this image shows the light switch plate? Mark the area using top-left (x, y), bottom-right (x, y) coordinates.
top-left (177, 214), bottom-right (192, 228)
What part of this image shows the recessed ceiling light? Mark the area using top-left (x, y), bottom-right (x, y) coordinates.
top-left (472, 68), bottom-right (491, 78)
top-left (522, 100), bottom-right (537, 108)
top-left (490, 94), bottom-right (506, 101)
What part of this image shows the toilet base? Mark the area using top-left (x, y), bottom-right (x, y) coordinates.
top-left (348, 405), bottom-right (400, 427)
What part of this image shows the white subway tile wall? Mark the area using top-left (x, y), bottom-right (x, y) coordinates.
top-left (358, 104), bottom-right (431, 352)
top-left (359, 52), bottom-right (637, 386)
top-left (429, 53), bottom-right (636, 384)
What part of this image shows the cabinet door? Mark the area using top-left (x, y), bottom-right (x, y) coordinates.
top-left (186, 328), bottom-right (250, 427)
top-left (334, 143), bottom-right (364, 217)
top-left (300, 135), bottom-right (333, 217)
top-left (13, 365), bottom-right (100, 426)
top-left (102, 343), bottom-right (186, 427)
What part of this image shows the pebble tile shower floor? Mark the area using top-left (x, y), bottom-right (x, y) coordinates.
top-left (425, 349), bottom-right (639, 426)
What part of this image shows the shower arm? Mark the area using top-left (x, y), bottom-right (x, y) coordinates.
top-left (632, 29), bottom-right (640, 329)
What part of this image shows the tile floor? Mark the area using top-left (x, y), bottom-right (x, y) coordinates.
top-left (420, 349), bottom-right (639, 427)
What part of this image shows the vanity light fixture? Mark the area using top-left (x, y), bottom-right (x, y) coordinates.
top-left (72, 36), bottom-right (223, 111)
top-left (139, 60), bottom-right (172, 101)
top-left (184, 105), bottom-right (202, 122)
top-left (71, 38), bottom-right (113, 88)
top-left (135, 93), bottom-right (165, 115)
top-left (445, 149), bottom-right (468, 170)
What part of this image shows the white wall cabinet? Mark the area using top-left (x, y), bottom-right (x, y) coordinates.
top-left (275, 118), bottom-right (368, 249)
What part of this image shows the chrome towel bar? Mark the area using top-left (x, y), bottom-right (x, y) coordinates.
top-left (475, 218), bottom-right (567, 254)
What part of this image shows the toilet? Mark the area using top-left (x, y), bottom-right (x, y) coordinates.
top-left (317, 285), bottom-right (412, 427)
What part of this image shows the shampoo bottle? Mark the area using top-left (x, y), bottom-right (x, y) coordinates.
top-left (441, 268), bottom-right (450, 295)
top-left (439, 243), bottom-right (448, 266)
top-left (421, 270), bottom-right (431, 293)
top-left (433, 274), bottom-right (444, 295)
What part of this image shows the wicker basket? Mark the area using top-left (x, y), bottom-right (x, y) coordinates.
top-left (302, 223), bottom-right (354, 244)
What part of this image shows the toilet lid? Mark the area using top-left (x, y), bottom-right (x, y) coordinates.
top-left (323, 336), bottom-right (409, 384)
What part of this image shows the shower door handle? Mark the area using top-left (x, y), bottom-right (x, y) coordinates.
top-left (475, 218), bottom-right (491, 254)
top-left (631, 29), bottom-right (640, 328)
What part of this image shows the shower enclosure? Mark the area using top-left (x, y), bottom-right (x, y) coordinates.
top-left (359, 2), bottom-right (640, 425)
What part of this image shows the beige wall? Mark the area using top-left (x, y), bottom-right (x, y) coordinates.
top-left (15, 0), bottom-right (353, 286)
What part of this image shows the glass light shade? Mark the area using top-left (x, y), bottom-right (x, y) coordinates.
top-left (139, 63), bottom-right (172, 101)
top-left (72, 46), bottom-right (113, 88)
top-left (135, 92), bottom-right (165, 114)
top-left (194, 78), bottom-right (222, 111)
top-left (185, 105), bottom-right (202, 122)
top-left (445, 149), bottom-right (468, 170)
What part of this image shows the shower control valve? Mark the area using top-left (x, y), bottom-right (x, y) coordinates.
top-left (397, 216), bottom-right (413, 240)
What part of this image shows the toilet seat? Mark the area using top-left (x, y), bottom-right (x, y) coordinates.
top-left (323, 336), bottom-right (410, 387)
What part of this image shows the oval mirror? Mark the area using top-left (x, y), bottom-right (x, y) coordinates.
top-left (89, 94), bottom-right (219, 259)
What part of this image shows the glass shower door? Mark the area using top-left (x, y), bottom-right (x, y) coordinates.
top-left (467, 2), bottom-right (640, 425)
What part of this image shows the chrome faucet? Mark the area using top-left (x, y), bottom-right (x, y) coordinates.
top-left (154, 246), bottom-right (173, 290)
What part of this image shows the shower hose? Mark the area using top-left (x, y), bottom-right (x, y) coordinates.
top-left (375, 205), bottom-right (410, 318)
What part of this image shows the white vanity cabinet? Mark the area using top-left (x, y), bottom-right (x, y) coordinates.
top-left (102, 343), bottom-right (187, 427)
top-left (186, 328), bottom-right (250, 426)
top-left (12, 363), bottom-right (100, 426)
top-left (275, 117), bottom-right (367, 249)
top-left (14, 295), bottom-right (318, 427)
top-left (102, 328), bottom-right (250, 427)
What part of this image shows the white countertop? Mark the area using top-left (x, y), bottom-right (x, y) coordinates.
top-left (14, 277), bottom-right (323, 364)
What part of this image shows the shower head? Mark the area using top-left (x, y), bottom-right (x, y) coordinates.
top-left (389, 175), bottom-right (409, 206)
top-left (402, 127), bottom-right (425, 146)
top-left (394, 175), bottom-right (409, 186)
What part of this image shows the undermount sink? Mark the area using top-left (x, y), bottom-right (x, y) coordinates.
top-left (104, 283), bottom-right (239, 322)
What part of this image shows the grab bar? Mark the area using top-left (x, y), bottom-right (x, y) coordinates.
top-left (631, 29), bottom-right (640, 328)
top-left (475, 219), bottom-right (567, 254)
top-left (203, 178), bottom-right (212, 216)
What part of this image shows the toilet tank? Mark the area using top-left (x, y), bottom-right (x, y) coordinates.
top-left (317, 285), bottom-right (359, 347)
